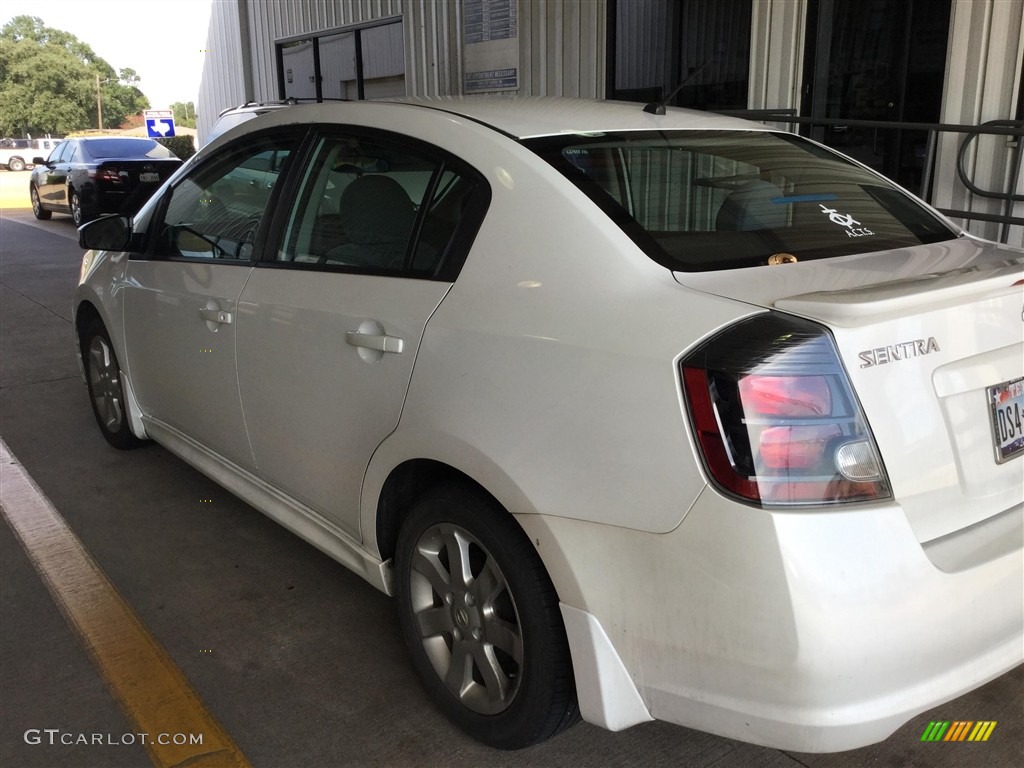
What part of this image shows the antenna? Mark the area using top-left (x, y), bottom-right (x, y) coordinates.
top-left (642, 58), bottom-right (715, 115)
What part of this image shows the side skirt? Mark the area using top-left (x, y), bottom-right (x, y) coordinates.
top-left (142, 417), bottom-right (392, 595)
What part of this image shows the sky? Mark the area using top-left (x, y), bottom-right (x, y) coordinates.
top-left (2, 0), bottom-right (213, 109)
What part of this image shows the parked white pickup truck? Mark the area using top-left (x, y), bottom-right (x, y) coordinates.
top-left (0, 137), bottom-right (62, 171)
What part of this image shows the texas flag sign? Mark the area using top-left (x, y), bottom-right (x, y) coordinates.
top-left (144, 109), bottom-right (176, 138)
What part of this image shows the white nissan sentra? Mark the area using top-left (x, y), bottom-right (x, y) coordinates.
top-left (73, 97), bottom-right (1022, 752)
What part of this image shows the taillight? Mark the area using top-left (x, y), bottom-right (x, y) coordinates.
top-left (89, 167), bottom-right (124, 184)
top-left (681, 313), bottom-right (890, 507)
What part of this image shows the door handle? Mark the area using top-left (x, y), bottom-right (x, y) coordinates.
top-left (345, 331), bottom-right (404, 354)
top-left (199, 307), bottom-right (233, 325)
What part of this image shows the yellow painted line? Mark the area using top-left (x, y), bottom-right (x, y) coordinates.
top-left (0, 439), bottom-right (251, 768)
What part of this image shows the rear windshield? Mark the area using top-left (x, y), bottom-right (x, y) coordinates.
top-left (524, 130), bottom-right (956, 271)
top-left (82, 139), bottom-right (174, 160)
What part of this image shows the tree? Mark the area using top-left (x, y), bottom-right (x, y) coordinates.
top-left (0, 16), bottom-right (150, 136)
top-left (171, 101), bottom-right (197, 129)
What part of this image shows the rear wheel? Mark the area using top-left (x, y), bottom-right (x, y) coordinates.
top-left (395, 483), bottom-right (579, 749)
top-left (80, 319), bottom-right (141, 449)
top-left (69, 188), bottom-right (91, 226)
top-left (30, 185), bottom-right (51, 220)
top-left (8, 157), bottom-right (25, 172)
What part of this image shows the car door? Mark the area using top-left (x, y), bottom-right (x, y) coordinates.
top-left (235, 129), bottom-right (489, 536)
top-left (38, 140), bottom-right (74, 206)
top-left (122, 131), bottom-right (301, 470)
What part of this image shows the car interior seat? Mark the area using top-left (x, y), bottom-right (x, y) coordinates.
top-left (326, 175), bottom-right (415, 269)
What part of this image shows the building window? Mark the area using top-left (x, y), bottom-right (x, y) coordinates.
top-left (276, 19), bottom-right (405, 102)
top-left (608, 0), bottom-right (752, 111)
top-left (801, 0), bottom-right (951, 193)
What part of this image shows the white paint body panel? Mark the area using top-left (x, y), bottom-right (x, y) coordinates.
top-left (123, 261), bottom-right (257, 470)
top-left (235, 270), bottom-right (450, 537)
top-left (520, 491), bottom-right (1023, 752)
top-left (676, 239), bottom-right (1024, 542)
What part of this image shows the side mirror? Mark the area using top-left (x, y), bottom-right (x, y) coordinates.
top-left (79, 215), bottom-right (132, 251)
top-left (32, 157), bottom-right (47, 166)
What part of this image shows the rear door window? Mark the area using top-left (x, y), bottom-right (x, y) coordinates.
top-left (274, 130), bottom-right (489, 279)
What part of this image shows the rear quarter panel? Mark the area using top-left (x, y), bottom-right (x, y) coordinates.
top-left (355, 108), bottom-right (757, 541)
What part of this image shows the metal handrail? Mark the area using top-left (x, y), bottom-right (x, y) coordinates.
top-left (718, 110), bottom-right (1024, 242)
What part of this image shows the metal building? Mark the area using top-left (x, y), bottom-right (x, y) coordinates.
top-left (199, 0), bottom-right (1023, 245)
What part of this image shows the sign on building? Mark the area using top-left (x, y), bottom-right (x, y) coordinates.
top-left (463, 0), bottom-right (519, 93)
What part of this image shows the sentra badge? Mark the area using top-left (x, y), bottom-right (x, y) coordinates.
top-left (859, 337), bottom-right (940, 368)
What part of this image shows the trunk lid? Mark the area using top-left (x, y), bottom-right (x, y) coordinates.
top-left (93, 158), bottom-right (180, 191)
top-left (675, 237), bottom-right (1024, 542)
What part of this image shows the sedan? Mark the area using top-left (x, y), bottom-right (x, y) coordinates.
top-left (30, 136), bottom-right (182, 225)
top-left (73, 97), bottom-right (1023, 752)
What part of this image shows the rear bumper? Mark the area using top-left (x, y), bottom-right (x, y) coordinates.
top-left (518, 489), bottom-right (1024, 752)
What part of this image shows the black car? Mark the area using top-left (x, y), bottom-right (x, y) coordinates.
top-left (30, 137), bottom-right (182, 225)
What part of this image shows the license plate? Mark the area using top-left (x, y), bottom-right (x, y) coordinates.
top-left (139, 172), bottom-right (159, 183)
top-left (989, 377), bottom-right (1024, 463)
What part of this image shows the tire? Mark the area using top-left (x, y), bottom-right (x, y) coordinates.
top-left (70, 188), bottom-right (92, 226)
top-left (80, 319), bottom-right (142, 449)
top-left (395, 483), bottom-right (579, 749)
top-left (8, 156), bottom-right (25, 172)
top-left (30, 185), bottom-right (51, 220)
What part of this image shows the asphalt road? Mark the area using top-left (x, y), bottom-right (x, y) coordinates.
top-left (0, 187), bottom-right (1021, 767)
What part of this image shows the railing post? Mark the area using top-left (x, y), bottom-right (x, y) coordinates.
top-left (1003, 131), bottom-right (1023, 243)
top-left (921, 129), bottom-right (937, 203)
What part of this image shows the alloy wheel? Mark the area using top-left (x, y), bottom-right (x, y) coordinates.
top-left (87, 334), bottom-right (125, 434)
top-left (71, 191), bottom-right (82, 225)
top-left (407, 522), bottom-right (524, 715)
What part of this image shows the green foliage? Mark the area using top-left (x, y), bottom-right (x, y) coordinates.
top-left (157, 135), bottom-right (195, 161)
top-left (171, 101), bottom-right (197, 129)
top-left (0, 15), bottom-right (151, 135)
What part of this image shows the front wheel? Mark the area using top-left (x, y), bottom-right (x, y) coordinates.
top-left (80, 319), bottom-right (142, 449)
top-left (395, 483), bottom-right (579, 749)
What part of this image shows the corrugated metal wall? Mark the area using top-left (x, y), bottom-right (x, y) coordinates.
top-left (210, 0), bottom-right (605, 111)
top-left (519, 0), bottom-right (606, 97)
top-left (196, 0), bottom-right (249, 144)
top-left (748, 0), bottom-right (806, 112)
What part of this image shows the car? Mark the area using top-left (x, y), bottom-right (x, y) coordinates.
top-left (0, 137), bottom-right (62, 171)
top-left (30, 136), bottom-right (182, 225)
top-left (201, 99), bottom-right (298, 148)
top-left (73, 97), bottom-right (1023, 753)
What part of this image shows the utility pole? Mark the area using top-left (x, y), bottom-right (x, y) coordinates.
top-left (95, 73), bottom-right (102, 129)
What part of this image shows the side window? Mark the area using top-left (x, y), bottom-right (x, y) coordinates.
top-left (154, 135), bottom-right (295, 261)
top-left (49, 142), bottom-right (70, 163)
top-left (277, 133), bottom-right (485, 277)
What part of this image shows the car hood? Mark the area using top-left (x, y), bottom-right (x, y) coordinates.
top-left (675, 236), bottom-right (1024, 543)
